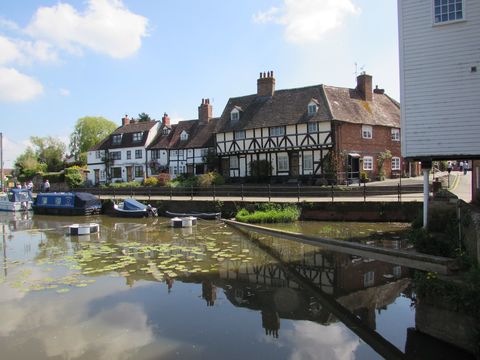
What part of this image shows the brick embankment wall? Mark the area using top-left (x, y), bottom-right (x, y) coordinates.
top-left (108, 200), bottom-right (421, 222)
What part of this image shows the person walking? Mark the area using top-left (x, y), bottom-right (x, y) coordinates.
top-left (459, 161), bottom-right (464, 172)
top-left (464, 161), bottom-right (469, 175)
top-left (447, 161), bottom-right (452, 174)
top-left (43, 179), bottom-right (50, 193)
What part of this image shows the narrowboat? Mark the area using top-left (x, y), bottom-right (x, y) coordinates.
top-left (0, 189), bottom-right (33, 212)
top-left (111, 198), bottom-right (158, 218)
top-left (33, 192), bottom-right (102, 216)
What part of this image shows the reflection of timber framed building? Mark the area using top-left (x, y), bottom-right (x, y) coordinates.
top-left (215, 72), bottom-right (402, 183)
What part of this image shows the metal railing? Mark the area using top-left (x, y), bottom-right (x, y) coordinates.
top-left (75, 182), bottom-right (424, 203)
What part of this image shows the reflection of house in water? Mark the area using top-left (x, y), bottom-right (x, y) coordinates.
top-left (202, 280), bottom-right (216, 306)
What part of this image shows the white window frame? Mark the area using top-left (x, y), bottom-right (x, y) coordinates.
top-left (95, 151), bottom-right (102, 159)
top-left (134, 165), bottom-right (144, 177)
top-left (162, 127), bottom-right (170, 135)
top-left (363, 271), bottom-right (375, 287)
top-left (230, 156), bottom-right (239, 169)
top-left (308, 103), bottom-right (318, 116)
top-left (392, 157), bottom-right (401, 171)
top-left (307, 122), bottom-right (318, 133)
top-left (126, 150), bottom-right (131, 160)
top-left (180, 131), bottom-right (188, 141)
top-left (132, 132), bottom-right (142, 142)
top-left (231, 109), bottom-right (240, 121)
top-left (363, 156), bottom-right (373, 171)
top-left (112, 134), bottom-right (122, 145)
top-left (201, 148), bottom-right (208, 157)
top-left (362, 125), bottom-right (372, 139)
top-left (391, 128), bottom-right (400, 141)
top-left (433, 0), bottom-right (464, 25)
top-left (234, 130), bottom-right (246, 140)
top-left (110, 151), bottom-right (121, 160)
top-left (135, 149), bottom-right (142, 159)
top-left (111, 167), bottom-right (122, 178)
top-left (270, 126), bottom-right (285, 137)
top-left (277, 154), bottom-right (289, 172)
top-left (303, 154), bottom-right (313, 171)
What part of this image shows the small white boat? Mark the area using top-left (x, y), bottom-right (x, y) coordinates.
top-left (0, 189), bottom-right (33, 212)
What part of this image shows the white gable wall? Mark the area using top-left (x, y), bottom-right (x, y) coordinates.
top-left (399, 0), bottom-right (480, 158)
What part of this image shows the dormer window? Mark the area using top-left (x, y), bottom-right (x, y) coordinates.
top-left (230, 108), bottom-right (240, 121)
top-left (162, 127), bottom-right (170, 135)
top-left (180, 131), bottom-right (189, 141)
top-left (132, 132), bottom-right (142, 142)
top-left (308, 100), bottom-right (319, 116)
top-left (112, 134), bottom-right (122, 145)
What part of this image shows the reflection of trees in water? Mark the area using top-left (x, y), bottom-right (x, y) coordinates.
top-left (202, 280), bottom-right (216, 306)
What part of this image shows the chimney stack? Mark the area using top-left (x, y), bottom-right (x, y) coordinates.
top-left (122, 114), bottom-right (130, 126)
top-left (162, 112), bottom-right (171, 126)
top-left (373, 85), bottom-right (385, 95)
top-left (257, 70), bottom-right (275, 97)
top-left (356, 73), bottom-right (373, 101)
top-left (198, 98), bottom-right (212, 124)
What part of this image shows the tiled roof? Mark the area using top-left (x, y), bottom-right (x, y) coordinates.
top-left (323, 86), bottom-right (400, 127)
top-left (216, 85), bottom-right (331, 133)
top-left (148, 118), bottom-right (219, 150)
top-left (91, 120), bottom-right (158, 150)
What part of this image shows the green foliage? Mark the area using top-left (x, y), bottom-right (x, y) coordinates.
top-left (108, 181), bottom-right (141, 188)
top-left (64, 166), bottom-right (84, 188)
top-left (249, 160), bottom-right (272, 181)
top-left (156, 173), bottom-right (170, 186)
top-left (415, 268), bottom-right (480, 318)
top-left (377, 150), bottom-right (392, 179)
top-left (31, 136), bottom-right (66, 172)
top-left (360, 171), bottom-right (369, 183)
top-left (137, 112), bottom-right (152, 122)
top-left (408, 228), bottom-right (457, 257)
top-left (203, 149), bottom-right (219, 172)
top-left (167, 174), bottom-right (198, 188)
top-left (15, 147), bottom-right (46, 180)
top-left (235, 204), bottom-right (300, 224)
top-left (69, 116), bottom-right (117, 160)
top-left (42, 172), bottom-right (64, 183)
top-left (143, 177), bottom-right (159, 186)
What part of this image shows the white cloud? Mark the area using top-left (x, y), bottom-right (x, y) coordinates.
top-left (1, 137), bottom-right (33, 168)
top-left (59, 88), bottom-right (70, 96)
top-left (0, 17), bottom-right (19, 31)
top-left (26, 0), bottom-right (149, 59)
top-left (253, 0), bottom-right (360, 44)
top-left (0, 67), bottom-right (43, 102)
top-left (0, 35), bottom-right (23, 65)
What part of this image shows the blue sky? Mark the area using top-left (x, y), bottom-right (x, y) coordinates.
top-left (0, 0), bottom-right (399, 167)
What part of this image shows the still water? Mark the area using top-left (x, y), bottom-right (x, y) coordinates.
top-left (0, 212), bottom-right (416, 360)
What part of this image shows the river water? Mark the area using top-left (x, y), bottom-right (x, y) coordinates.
top-left (0, 212), bottom-right (449, 359)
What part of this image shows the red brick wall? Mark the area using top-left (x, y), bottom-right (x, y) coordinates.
top-left (334, 122), bottom-right (402, 180)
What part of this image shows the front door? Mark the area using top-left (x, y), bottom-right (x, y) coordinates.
top-left (94, 169), bottom-right (100, 185)
top-left (347, 156), bottom-right (360, 179)
top-left (126, 166), bottom-right (133, 181)
top-left (221, 158), bottom-right (230, 178)
top-left (289, 152), bottom-right (299, 177)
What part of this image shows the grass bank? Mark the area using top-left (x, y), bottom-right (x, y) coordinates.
top-left (235, 204), bottom-right (300, 224)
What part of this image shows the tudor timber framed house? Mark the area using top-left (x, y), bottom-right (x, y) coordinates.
top-left (86, 116), bottom-right (160, 185)
top-left (147, 99), bottom-right (219, 178)
top-left (215, 72), bottom-right (401, 183)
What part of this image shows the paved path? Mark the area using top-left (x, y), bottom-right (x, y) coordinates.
top-left (450, 170), bottom-right (472, 202)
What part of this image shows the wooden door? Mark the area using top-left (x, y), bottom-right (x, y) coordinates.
top-left (289, 152), bottom-right (299, 177)
top-left (126, 166), bottom-right (133, 181)
top-left (94, 169), bottom-right (100, 184)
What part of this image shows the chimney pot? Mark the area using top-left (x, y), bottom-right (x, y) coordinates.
top-left (257, 70), bottom-right (276, 97)
top-left (122, 115), bottom-right (130, 126)
top-left (198, 97), bottom-right (213, 124)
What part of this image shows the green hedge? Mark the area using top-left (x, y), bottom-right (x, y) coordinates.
top-left (235, 204), bottom-right (300, 224)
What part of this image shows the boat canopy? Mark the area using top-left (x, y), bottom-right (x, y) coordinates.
top-left (123, 198), bottom-right (147, 211)
top-left (7, 189), bottom-right (32, 202)
top-left (36, 192), bottom-right (100, 209)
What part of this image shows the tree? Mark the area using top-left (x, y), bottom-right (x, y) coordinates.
top-left (31, 136), bottom-right (66, 172)
top-left (70, 116), bottom-right (117, 162)
top-left (14, 147), bottom-right (46, 179)
top-left (138, 112), bottom-right (152, 122)
top-left (377, 150), bottom-right (392, 180)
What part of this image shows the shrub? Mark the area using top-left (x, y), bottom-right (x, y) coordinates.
top-left (143, 177), bottom-right (159, 186)
top-left (41, 172), bottom-right (64, 183)
top-left (65, 167), bottom-right (84, 188)
top-left (235, 204), bottom-right (300, 224)
top-left (249, 160), bottom-right (272, 182)
top-left (157, 173), bottom-right (170, 186)
top-left (167, 174), bottom-right (198, 188)
top-left (109, 181), bottom-right (141, 188)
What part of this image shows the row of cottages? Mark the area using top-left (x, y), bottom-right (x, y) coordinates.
top-left (87, 101), bottom-right (218, 184)
top-left (87, 72), bottom-right (401, 185)
top-left (215, 72), bottom-right (402, 183)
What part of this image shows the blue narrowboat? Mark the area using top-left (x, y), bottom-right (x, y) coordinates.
top-left (33, 192), bottom-right (102, 216)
